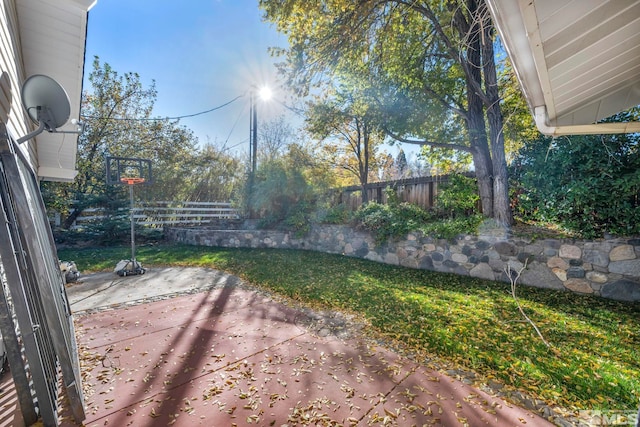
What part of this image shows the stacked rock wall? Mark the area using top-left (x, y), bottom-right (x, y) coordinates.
top-left (166, 225), bottom-right (640, 302)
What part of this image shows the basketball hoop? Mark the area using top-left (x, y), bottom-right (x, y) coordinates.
top-left (120, 177), bottom-right (146, 185)
top-left (104, 156), bottom-right (152, 277)
top-left (106, 156), bottom-right (153, 186)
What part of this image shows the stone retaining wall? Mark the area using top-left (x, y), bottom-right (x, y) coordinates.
top-left (166, 224), bottom-right (640, 302)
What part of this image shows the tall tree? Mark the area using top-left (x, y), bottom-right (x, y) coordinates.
top-left (54, 58), bottom-right (199, 228)
top-left (379, 153), bottom-right (396, 181)
top-left (258, 115), bottom-right (295, 163)
top-left (261, 0), bottom-right (513, 224)
top-left (395, 149), bottom-right (408, 178)
top-left (305, 86), bottom-right (385, 203)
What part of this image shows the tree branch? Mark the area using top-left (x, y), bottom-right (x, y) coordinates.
top-left (383, 125), bottom-right (473, 153)
top-left (391, 0), bottom-right (491, 106)
top-left (421, 85), bottom-right (469, 120)
top-left (506, 261), bottom-right (552, 349)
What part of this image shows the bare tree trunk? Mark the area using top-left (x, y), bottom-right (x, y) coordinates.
top-left (480, 2), bottom-right (512, 225)
top-left (460, 0), bottom-right (494, 217)
top-left (361, 121), bottom-right (370, 204)
top-left (62, 204), bottom-right (81, 229)
top-left (472, 144), bottom-right (493, 216)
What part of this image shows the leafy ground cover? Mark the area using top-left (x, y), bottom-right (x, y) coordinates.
top-left (59, 244), bottom-right (640, 413)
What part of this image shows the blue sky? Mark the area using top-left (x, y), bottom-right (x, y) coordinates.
top-left (84, 0), bottom-right (418, 162)
top-left (84, 0), bottom-right (293, 155)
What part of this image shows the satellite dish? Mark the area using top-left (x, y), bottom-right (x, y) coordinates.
top-left (16, 74), bottom-right (72, 144)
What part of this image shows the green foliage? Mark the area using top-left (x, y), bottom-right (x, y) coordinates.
top-left (422, 147), bottom-right (473, 174)
top-left (511, 133), bottom-right (640, 238)
top-left (435, 174), bottom-right (480, 217)
top-left (320, 203), bottom-right (352, 224)
top-left (45, 58), bottom-right (244, 232)
top-left (355, 179), bottom-right (484, 242)
top-left (84, 215), bottom-right (130, 245)
top-left (59, 244), bottom-right (640, 410)
top-left (420, 214), bottom-right (484, 240)
top-left (284, 201), bottom-right (312, 236)
top-left (355, 201), bottom-right (429, 242)
top-left (355, 187), bottom-right (433, 242)
top-left (250, 144), bottom-right (334, 234)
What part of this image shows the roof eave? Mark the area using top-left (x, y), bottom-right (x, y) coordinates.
top-left (17, 0), bottom-right (95, 181)
top-left (486, 0), bottom-right (640, 136)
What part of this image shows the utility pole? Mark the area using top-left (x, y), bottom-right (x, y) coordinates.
top-left (250, 89), bottom-right (258, 175)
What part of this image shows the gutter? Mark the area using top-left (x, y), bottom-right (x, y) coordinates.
top-left (534, 106), bottom-right (640, 136)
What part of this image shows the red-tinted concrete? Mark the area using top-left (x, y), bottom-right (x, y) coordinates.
top-left (0, 371), bottom-right (26, 427)
top-left (56, 282), bottom-right (554, 427)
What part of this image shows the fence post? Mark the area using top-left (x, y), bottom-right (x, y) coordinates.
top-left (429, 181), bottom-right (434, 208)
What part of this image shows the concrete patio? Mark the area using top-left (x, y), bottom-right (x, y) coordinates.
top-left (7, 267), bottom-right (556, 426)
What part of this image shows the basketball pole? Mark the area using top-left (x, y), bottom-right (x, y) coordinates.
top-left (106, 156), bottom-right (151, 276)
top-left (128, 182), bottom-right (136, 264)
top-left (117, 177), bottom-right (145, 275)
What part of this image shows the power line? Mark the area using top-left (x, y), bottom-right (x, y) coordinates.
top-left (223, 100), bottom-right (249, 146)
top-left (274, 98), bottom-right (305, 117)
top-left (80, 94), bottom-right (245, 121)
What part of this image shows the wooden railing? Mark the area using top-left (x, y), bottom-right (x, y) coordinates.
top-left (54, 202), bottom-right (240, 230)
top-left (132, 201), bottom-right (240, 227)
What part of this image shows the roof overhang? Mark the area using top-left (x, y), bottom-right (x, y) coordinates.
top-left (16, 0), bottom-right (96, 181)
top-left (486, 0), bottom-right (640, 136)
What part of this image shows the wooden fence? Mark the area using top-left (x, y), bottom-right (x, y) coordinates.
top-left (337, 175), bottom-right (456, 210)
top-left (53, 201), bottom-right (240, 230)
top-left (53, 174), bottom-right (473, 230)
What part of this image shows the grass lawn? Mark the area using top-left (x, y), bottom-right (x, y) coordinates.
top-left (59, 244), bottom-right (640, 413)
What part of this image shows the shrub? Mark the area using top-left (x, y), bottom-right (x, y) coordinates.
top-left (249, 144), bottom-right (337, 235)
top-left (284, 201), bottom-right (313, 236)
top-left (355, 180), bottom-right (484, 242)
top-left (435, 174), bottom-right (479, 217)
top-left (421, 214), bottom-right (484, 240)
top-left (510, 133), bottom-right (640, 238)
top-left (321, 203), bottom-right (351, 224)
top-left (355, 187), bottom-right (433, 242)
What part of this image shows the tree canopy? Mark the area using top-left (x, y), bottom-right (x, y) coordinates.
top-left (43, 58), bottom-right (244, 231)
top-left (305, 83), bottom-right (386, 202)
top-left (260, 0), bottom-right (513, 224)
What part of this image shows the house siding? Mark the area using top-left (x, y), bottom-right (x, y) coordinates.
top-left (0, 0), bottom-right (37, 170)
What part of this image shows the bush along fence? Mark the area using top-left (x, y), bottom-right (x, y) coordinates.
top-left (51, 202), bottom-right (240, 230)
top-left (166, 222), bottom-right (640, 302)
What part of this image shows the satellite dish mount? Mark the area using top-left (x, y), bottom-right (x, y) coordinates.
top-left (16, 74), bottom-right (83, 144)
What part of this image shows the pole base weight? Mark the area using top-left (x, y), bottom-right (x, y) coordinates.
top-left (114, 259), bottom-right (146, 277)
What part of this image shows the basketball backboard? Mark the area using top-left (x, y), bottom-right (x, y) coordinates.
top-left (105, 156), bottom-right (153, 185)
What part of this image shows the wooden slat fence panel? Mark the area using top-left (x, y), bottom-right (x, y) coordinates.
top-left (338, 175), bottom-right (455, 210)
top-left (64, 202), bottom-right (240, 230)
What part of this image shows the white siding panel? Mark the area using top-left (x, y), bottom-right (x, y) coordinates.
top-left (488, 0), bottom-right (640, 130)
top-left (0, 0), bottom-right (36, 168)
top-left (537, 0), bottom-right (606, 40)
